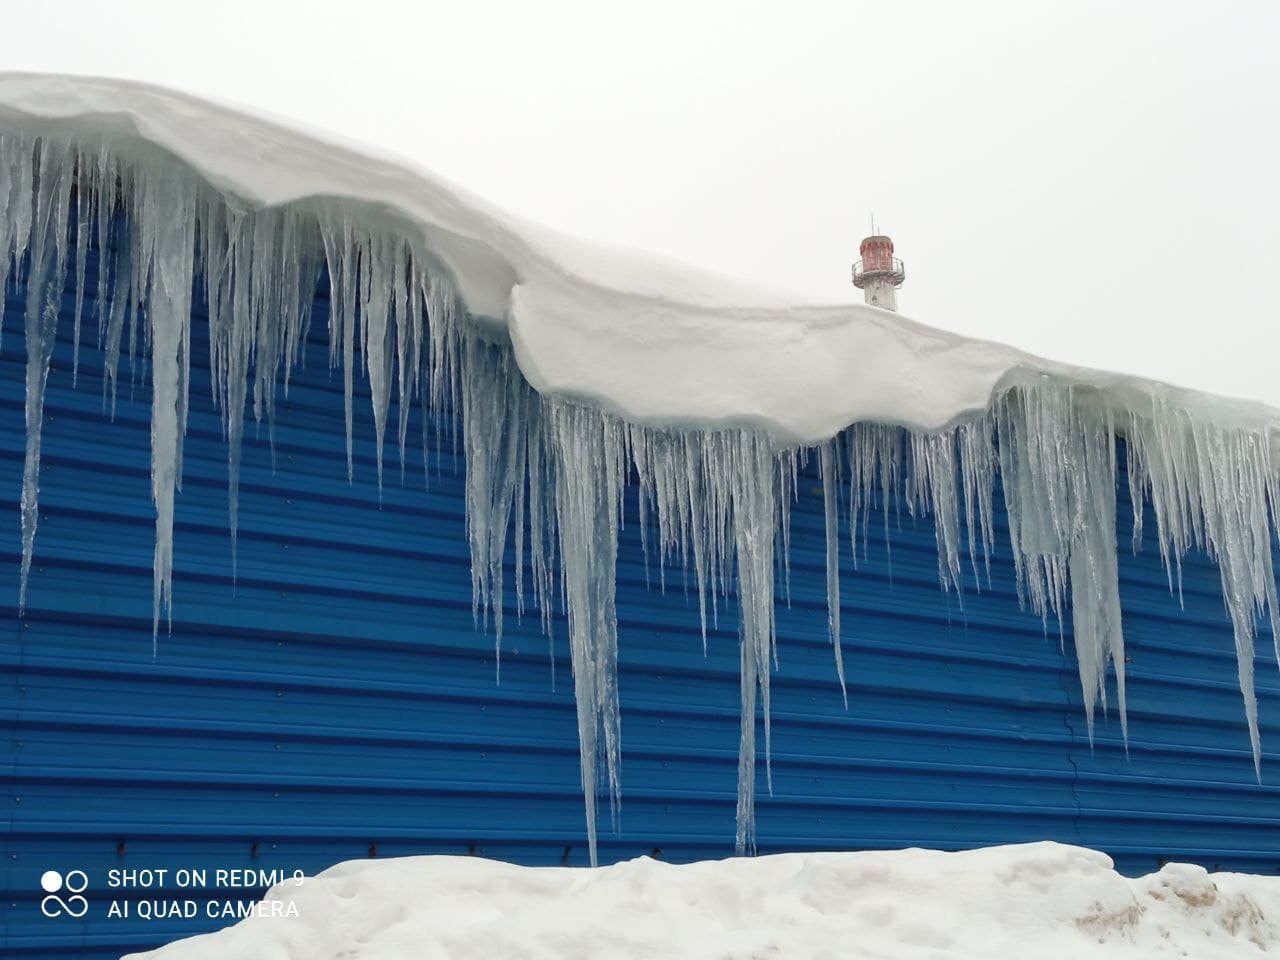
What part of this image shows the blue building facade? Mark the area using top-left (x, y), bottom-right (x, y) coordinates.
top-left (2, 236), bottom-right (1278, 959)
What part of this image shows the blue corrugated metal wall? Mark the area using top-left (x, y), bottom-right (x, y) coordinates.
top-left (2, 233), bottom-right (1278, 959)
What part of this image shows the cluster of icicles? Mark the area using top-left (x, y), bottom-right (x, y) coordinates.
top-left (3, 129), bottom-right (1278, 864)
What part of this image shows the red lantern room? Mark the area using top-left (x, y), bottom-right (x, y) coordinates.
top-left (859, 235), bottom-right (896, 273)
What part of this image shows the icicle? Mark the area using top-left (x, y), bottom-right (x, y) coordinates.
top-left (137, 165), bottom-right (195, 640)
top-left (92, 145), bottom-right (116, 356)
top-left (819, 440), bottom-right (848, 705)
top-left (393, 236), bottom-right (415, 477)
top-left (1068, 405), bottom-right (1126, 744)
top-left (994, 384), bottom-right (1128, 742)
top-left (958, 417), bottom-right (997, 588)
top-left (100, 229), bottom-right (131, 417)
top-left (909, 431), bottom-right (964, 596)
top-left (218, 207), bottom-right (253, 577)
top-left (1125, 401), bottom-right (1279, 775)
top-left (18, 136), bottom-right (72, 610)
top-left (730, 429), bottom-right (778, 855)
top-left (361, 231), bottom-right (393, 490)
top-left (70, 149), bottom-right (90, 386)
top-left (1, 132), bottom-right (37, 357)
top-left (0, 136), bottom-right (22, 347)
top-left (546, 401), bottom-right (624, 867)
top-left (459, 330), bottom-right (532, 666)
top-left (318, 212), bottom-right (358, 481)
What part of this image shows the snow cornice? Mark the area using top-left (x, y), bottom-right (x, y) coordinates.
top-left (0, 71), bottom-right (1272, 446)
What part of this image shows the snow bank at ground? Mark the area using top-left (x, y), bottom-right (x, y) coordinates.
top-left (0, 72), bottom-right (1271, 445)
top-left (126, 842), bottom-right (1279, 960)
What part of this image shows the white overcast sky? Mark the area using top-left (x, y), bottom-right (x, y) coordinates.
top-left (6, 0), bottom-right (1279, 407)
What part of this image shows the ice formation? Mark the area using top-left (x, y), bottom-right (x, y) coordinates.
top-left (1, 79), bottom-right (1279, 865)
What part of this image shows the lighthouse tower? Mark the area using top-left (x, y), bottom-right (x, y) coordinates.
top-left (852, 234), bottom-right (906, 311)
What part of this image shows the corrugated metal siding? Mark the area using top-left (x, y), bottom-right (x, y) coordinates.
top-left (2, 236), bottom-right (1278, 959)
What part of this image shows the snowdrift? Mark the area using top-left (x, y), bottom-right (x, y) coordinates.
top-left (124, 842), bottom-right (1280, 960)
top-left (0, 72), bottom-right (1278, 862)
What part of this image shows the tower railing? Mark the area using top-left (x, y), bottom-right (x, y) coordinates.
top-left (852, 258), bottom-right (906, 287)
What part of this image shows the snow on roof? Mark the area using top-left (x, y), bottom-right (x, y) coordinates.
top-left (0, 71), bottom-right (1271, 445)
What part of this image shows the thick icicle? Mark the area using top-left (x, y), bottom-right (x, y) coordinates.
top-left (137, 166), bottom-right (195, 637)
top-left (18, 137), bottom-right (72, 610)
top-left (730, 429), bottom-right (778, 855)
top-left (547, 401), bottom-right (624, 867)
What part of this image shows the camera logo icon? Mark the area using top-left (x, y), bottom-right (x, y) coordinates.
top-left (40, 870), bottom-right (89, 918)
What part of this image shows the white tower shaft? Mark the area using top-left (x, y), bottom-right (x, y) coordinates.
top-left (862, 278), bottom-right (898, 311)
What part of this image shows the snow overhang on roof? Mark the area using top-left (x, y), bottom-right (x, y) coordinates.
top-left (0, 72), bottom-right (1272, 443)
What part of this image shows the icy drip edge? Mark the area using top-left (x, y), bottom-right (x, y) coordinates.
top-left (2, 129), bottom-right (1277, 866)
